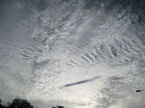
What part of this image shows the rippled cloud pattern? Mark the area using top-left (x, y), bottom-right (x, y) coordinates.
top-left (0, 0), bottom-right (145, 108)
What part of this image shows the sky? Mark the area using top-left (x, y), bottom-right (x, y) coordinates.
top-left (0, 0), bottom-right (145, 108)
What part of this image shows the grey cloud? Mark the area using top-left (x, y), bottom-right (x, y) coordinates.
top-left (0, 0), bottom-right (145, 108)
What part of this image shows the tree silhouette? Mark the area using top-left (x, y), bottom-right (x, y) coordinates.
top-left (52, 105), bottom-right (64, 108)
top-left (0, 98), bottom-right (34, 108)
top-left (0, 99), bottom-right (6, 108)
top-left (9, 98), bottom-right (33, 108)
top-left (0, 98), bottom-right (64, 108)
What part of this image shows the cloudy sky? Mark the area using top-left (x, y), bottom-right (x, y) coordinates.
top-left (0, 0), bottom-right (145, 108)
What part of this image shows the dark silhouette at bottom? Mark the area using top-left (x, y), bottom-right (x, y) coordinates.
top-left (52, 105), bottom-right (64, 108)
top-left (0, 98), bottom-right (33, 108)
top-left (0, 98), bottom-right (64, 108)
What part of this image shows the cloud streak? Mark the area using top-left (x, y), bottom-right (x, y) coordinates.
top-left (61, 76), bottom-right (100, 88)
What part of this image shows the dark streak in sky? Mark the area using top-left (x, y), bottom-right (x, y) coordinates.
top-left (61, 76), bottom-right (100, 88)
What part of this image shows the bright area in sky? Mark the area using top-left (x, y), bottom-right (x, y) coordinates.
top-left (0, 0), bottom-right (145, 108)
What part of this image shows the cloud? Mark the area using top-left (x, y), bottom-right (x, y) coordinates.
top-left (0, 0), bottom-right (145, 108)
top-left (62, 76), bottom-right (100, 88)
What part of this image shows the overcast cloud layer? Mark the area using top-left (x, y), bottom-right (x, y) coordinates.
top-left (0, 0), bottom-right (145, 108)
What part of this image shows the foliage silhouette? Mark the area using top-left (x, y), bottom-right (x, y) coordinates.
top-left (9, 98), bottom-right (33, 108)
top-left (0, 98), bottom-right (33, 108)
top-left (52, 105), bottom-right (64, 108)
top-left (0, 98), bottom-right (64, 108)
